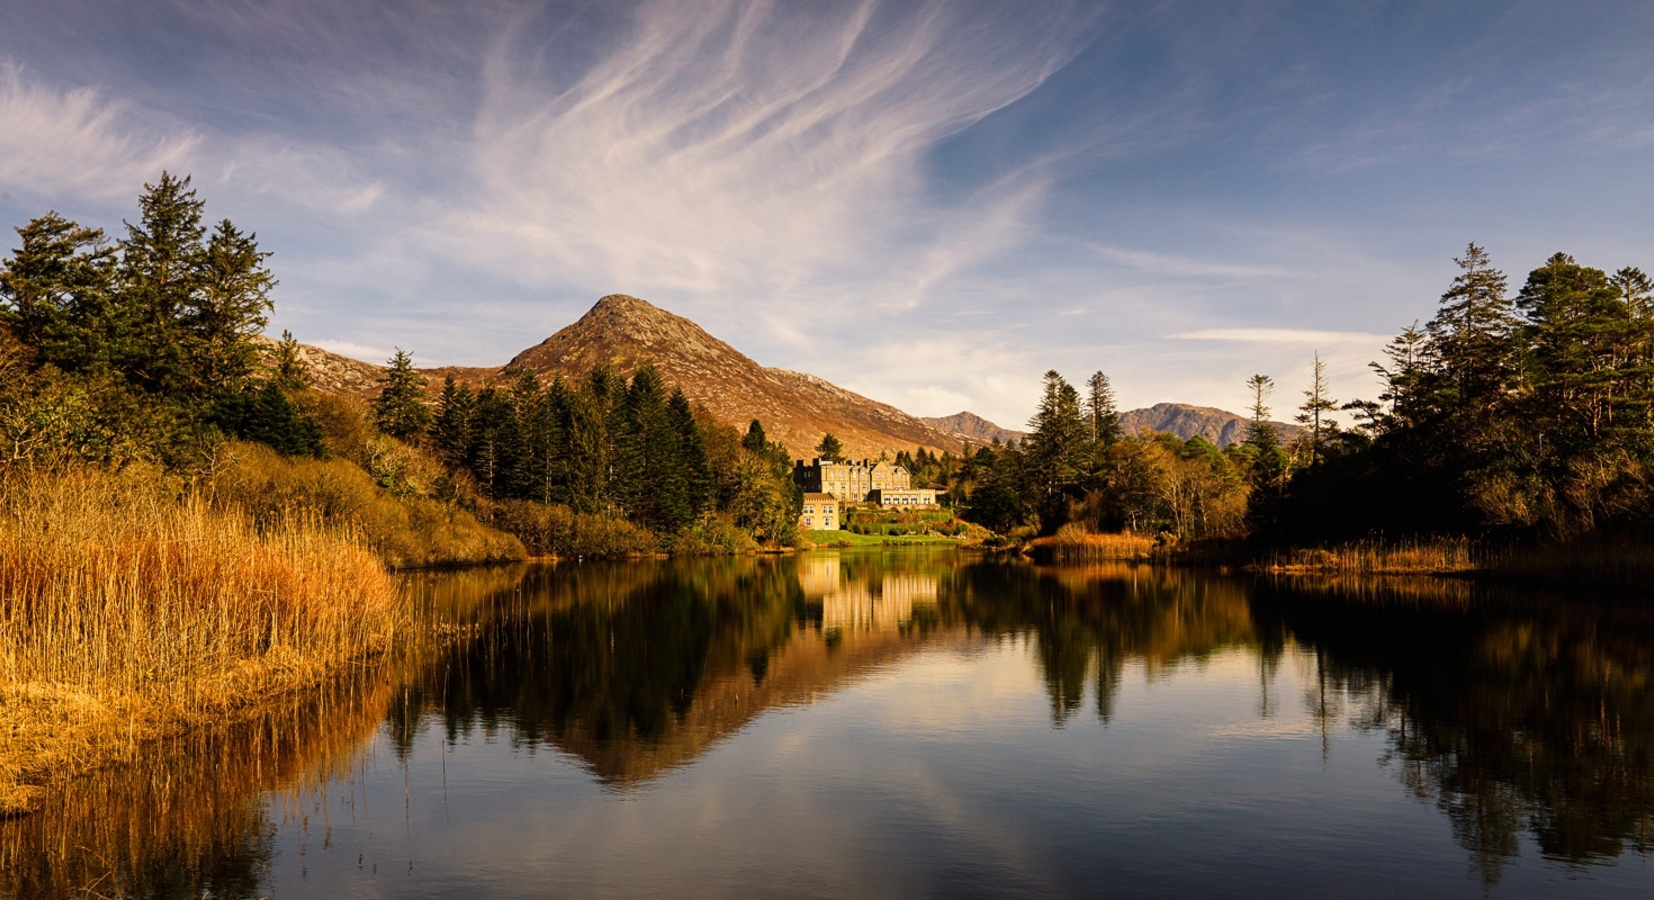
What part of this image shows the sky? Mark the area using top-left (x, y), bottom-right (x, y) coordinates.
top-left (3, 1), bottom-right (1653, 428)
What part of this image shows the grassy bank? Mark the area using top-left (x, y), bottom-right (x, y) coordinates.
top-left (0, 467), bottom-right (402, 816)
top-left (803, 529), bottom-right (961, 548)
top-left (1255, 538), bottom-right (1478, 575)
top-left (1027, 526), bottom-right (1159, 563)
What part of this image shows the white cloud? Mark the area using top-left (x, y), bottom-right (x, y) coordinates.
top-left (0, 61), bottom-right (198, 203)
top-left (1170, 327), bottom-right (1391, 344)
top-left (432, 1), bottom-right (1094, 306)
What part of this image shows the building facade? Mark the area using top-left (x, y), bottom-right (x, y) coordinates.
top-left (800, 492), bottom-right (841, 530)
top-left (795, 458), bottom-right (936, 508)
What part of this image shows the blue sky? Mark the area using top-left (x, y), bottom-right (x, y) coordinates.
top-left (3, 1), bottom-right (1652, 427)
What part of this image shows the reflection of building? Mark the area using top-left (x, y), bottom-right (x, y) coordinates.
top-left (800, 492), bottom-right (840, 531)
top-left (798, 555), bottom-right (938, 632)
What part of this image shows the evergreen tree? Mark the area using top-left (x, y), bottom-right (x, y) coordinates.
top-left (187, 219), bottom-right (274, 393)
top-left (0, 212), bottom-right (117, 368)
top-left (1293, 352), bottom-right (1338, 467)
top-left (211, 379), bottom-right (321, 456)
top-left (118, 172), bottom-right (207, 396)
top-left (815, 432), bottom-right (843, 461)
top-left (1243, 374), bottom-right (1279, 451)
top-left (1426, 243), bottom-right (1518, 433)
top-left (431, 374), bottom-right (476, 468)
top-left (1084, 370), bottom-right (1123, 447)
top-left (742, 419), bottom-right (769, 455)
top-left (374, 348), bottom-right (430, 440)
top-left (1025, 370), bottom-right (1089, 530)
top-left (669, 388), bottom-right (714, 520)
top-left (557, 380), bottom-right (608, 514)
top-left (272, 329), bottom-right (309, 391)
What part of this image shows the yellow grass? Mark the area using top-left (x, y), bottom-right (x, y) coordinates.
top-left (1257, 538), bottom-right (1478, 575)
top-left (0, 466), bottom-right (402, 816)
top-left (1029, 526), bottom-right (1159, 563)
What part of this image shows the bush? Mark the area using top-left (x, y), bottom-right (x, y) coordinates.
top-left (486, 498), bottom-right (657, 558)
top-left (670, 516), bottom-right (759, 556)
top-left (210, 441), bottom-right (524, 568)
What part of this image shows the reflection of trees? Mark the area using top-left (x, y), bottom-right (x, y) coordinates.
top-left (0, 676), bottom-right (394, 900)
top-left (942, 562), bottom-right (1265, 725)
top-left (393, 557), bottom-right (814, 783)
top-left (1258, 579), bottom-right (1654, 881)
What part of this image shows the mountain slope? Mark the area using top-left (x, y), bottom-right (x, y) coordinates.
top-left (1120, 402), bottom-right (1303, 448)
top-left (920, 411), bottom-right (1027, 446)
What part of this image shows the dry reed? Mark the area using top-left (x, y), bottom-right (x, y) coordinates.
top-left (1256, 538), bottom-right (1478, 575)
top-left (0, 466), bottom-right (401, 816)
top-left (1029, 526), bottom-right (1159, 563)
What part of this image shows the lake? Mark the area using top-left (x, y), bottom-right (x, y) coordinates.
top-left (4, 549), bottom-right (1653, 898)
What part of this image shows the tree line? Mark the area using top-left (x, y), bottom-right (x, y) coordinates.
top-left (0, 174), bottom-right (803, 554)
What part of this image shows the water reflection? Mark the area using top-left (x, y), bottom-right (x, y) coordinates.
top-left (0, 676), bottom-right (394, 900)
top-left (4, 552), bottom-right (1653, 897)
top-left (1256, 577), bottom-right (1654, 882)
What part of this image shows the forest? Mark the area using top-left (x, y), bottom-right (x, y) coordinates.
top-left (0, 174), bottom-right (805, 562)
top-left (948, 243), bottom-right (1654, 568)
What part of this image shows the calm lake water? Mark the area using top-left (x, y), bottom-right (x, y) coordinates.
top-left (5, 549), bottom-right (1654, 898)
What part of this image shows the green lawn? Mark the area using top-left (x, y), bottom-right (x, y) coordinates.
top-left (804, 529), bottom-right (959, 547)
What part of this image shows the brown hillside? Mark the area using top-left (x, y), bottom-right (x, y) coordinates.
top-left (920, 411), bottom-right (1027, 446)
top-left (503, 294), bottom-right (961, 458)
top-left (1120, 402), bottom-right (1304, 448)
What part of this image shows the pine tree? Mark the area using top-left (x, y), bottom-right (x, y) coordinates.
top-left (815, 432), bottom-right (843, 461)
top-left (1294, 352), bottom-right (1338, 467)
top-left (1025, 370), bottom-right (1088, 530)
top-left (1244, 373), bottom-right (1279, 451)
top-left (374, 348), bottom-right (430, 440)
top-left (1084, 371), bottom-right (1123, 447)
top-left (118, 172), bottom-right (207, 396)
top-left (431, 374), bottom-right (475, 468)
top-left (742, 419), bottom-right (769, 455)
top-left (669, 387), bottom-right (713, 523)
top-left (1426, 243), bottom-right (1518, 430)
top-left (273, 329), bottom-right (309, 391)
top-left (188, 219), bottom-right (275, 394)
top-left (0, 212), bottom-right (117, 368)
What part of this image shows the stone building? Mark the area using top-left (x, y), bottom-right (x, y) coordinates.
top-left (800, 492), bottom-right (840, 530)
top-left (794, 458), bottom-right (917, 504)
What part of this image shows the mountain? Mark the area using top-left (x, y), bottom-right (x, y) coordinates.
top-left (266, 295), bottom-right (967, 459)
top-left (1119, 402), bottom-right (1303, 448)
top-left (920, 411), bottom-right (1026, 446)
top-left (261, 295), bottom-right (1300, 457)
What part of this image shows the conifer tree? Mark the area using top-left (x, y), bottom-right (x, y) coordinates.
top-left (1294, 352), bottom-right (1338, 467)
top-left (1084, 371), bottom-right (1123, 447)
top-left (0, 212), bottom-right (117, 368)
top-left (119, 172), bottom-right (207, 395)
top-left (189, 219), bottom-right (275, 393)
top-left (273, 329), bottom-right (309, 391)
top-left (815, 432), bottom-right (843, 461)
top-left (1025, 370), bottom-right (1088, 530)
top-left (374, 348), bottom-right (430, 440)
top-left (431, 374), bottom-right (475, 468)
top-left (669, 388), bottom-right (714, 520)
top-left (1244, 373), bottom-right (1279, 451)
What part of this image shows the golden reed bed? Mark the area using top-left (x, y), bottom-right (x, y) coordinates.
top-left (0, 466), bottom-right (401, 815)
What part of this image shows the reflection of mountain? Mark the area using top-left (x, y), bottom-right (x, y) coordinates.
top-left (1255, 579), bottom-right (1654, 883)
top-left (399, 556), bottom-right (961, 786)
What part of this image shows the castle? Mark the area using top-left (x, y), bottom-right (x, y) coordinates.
top-left (793, 458), bottom-right (937, 508)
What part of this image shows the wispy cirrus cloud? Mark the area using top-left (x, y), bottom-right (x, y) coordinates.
top-left (1171, 327), bottom-right (1391, 344)
top-left (439, 1), bottom-right (1100, 309)
top-left (0, 61), bottom-right (197, 203)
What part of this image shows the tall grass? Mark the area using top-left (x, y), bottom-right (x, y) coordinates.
top-left (1029, 525), bottom-right (1158, 563)
top-left (0, 466), bottom-right (402, 815)
top-left (211, 440), bottom-right (525, 568)
top-left (1256, 538), bottom-right (1478, 575)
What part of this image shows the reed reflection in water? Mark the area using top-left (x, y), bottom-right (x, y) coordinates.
top-left (4, 551), bottom-right (1653, 898)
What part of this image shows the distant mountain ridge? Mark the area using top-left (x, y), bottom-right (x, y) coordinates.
top-left (1120, 402), bottom-right (1303, 448)
top-left (920, 411), bottom-right (1026, 446)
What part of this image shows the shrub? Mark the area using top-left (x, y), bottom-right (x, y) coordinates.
top-left (486, 498), bottom-right (657, 558)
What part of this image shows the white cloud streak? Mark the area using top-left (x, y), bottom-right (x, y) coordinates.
top-left (0, 61), bottom-right (198, 203)
top-left (438, 1), bottom-right (1095, 303)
